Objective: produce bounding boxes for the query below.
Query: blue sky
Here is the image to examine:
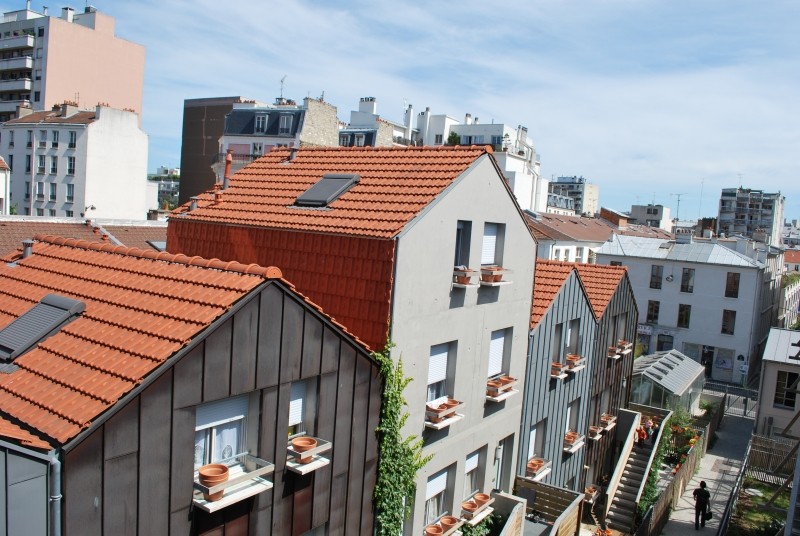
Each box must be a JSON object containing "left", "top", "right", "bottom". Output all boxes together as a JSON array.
[{"left": 10, "top": 1, "right": 798, "bottom": 221}]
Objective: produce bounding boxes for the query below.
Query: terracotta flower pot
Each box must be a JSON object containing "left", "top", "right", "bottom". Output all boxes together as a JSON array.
[
  {"left": 527, "top": 459, "right": 544, "bottom": 473},
  {"left": 462, "top": 499, "right": 478, "bottom": 513},
  {"left": 424, "top": 524, "right": 443, "bottom": 536},
  {"left": 492, "top": 273, "right": 503, "bottom": 282},
  {"left": 455, "top": 275, "right": 471, "bottom": 284},
  {"left": 198, "top": 463, "right": 229, "bottom": 501},
  {"left": 473, "top": 492, "right": 490, "bottom": 506},
  {"left": 499, "top": 375, "right": 515, "bottom": 385},
  {"left": 439, "top": 515, "right": 459, "bottom": 531},
  {"left": 444, "top": 398, "right": 459, "bottom": 409},
  {"left": 291, "top": 436, "right": 318, "bottom": 463}
]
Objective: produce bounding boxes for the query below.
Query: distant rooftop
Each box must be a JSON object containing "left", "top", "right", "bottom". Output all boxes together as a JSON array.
[{"left": 598, "top": 234, "right": 763, "bottom": 268}]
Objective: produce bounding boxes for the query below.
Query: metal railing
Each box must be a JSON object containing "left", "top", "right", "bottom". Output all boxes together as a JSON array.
[{"left": 716, "top": 438, "right": 752, "bottom": 535}]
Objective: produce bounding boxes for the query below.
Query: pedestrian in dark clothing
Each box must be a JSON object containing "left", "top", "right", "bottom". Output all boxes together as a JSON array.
[{"left": 693, "top": 481, "right": 711, "bottom": 529}]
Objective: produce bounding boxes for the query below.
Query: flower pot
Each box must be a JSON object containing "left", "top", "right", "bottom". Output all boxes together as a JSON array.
[
  {"left": 589, "top": 426, "right": 603, "bottom": 437},
  {"left": 198, "top": 463, "right": 229, "bottom": 501},
  {"left": 551, "top": 363, "right": 563, "bottom": 376},
  {"left": 462, "top": 500, "right": 478, "bottom": 513},
  {"left": 455, "top": 275, "right": 471, "bottom": 284},
  {"left": 481, "top": 272, "right": 494, "bottom": 282},
  {"left": 527, "top": 459, "right": 544, "bottom": 474},
  {"left": 492, "top": 273, "right": 503, "bottom": 282},
  {"left": 499, "top": 375, "right": 515, "bottom": 385},
  {"left": 424, "top": 524, "right": 443, "bottom": 536},
  {"left": 444, "top": 398, "right": 460, "bottom": 409},
  {"left": 439, "top": 515, "right": 459, "bottom": 531},
  {"left": 291, "top": 436, "right": 318, "bottom": 463},
  {"left": 473, "top": 492, "right": 490, "bottom": 506}
]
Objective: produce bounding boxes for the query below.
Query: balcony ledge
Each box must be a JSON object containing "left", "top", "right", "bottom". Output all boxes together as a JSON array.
[{"left": 193, "top": 454, "right": 274, "bottom": 513}]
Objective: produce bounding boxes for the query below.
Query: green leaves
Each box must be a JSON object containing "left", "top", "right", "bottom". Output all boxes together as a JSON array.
[{"left": 373, "top": 342, "right": 433, "bottom": 536}]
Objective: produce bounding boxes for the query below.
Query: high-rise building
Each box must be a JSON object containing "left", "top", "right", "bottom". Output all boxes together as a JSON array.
[
  {"left": 717, "top": 187, "right": 785, "bottom": 245},
  {"left": 549, "top": 176, "right": 599, "bottom": 216},
  {"left": 0, "top": 3, "right": 144, "bottom": 122}
]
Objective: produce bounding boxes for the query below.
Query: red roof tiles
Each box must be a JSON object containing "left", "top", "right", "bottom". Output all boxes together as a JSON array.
[
  {"left": 531, "top": 260, "right": 575, "bottom": 328},
  {"left": 0, "top": 235, "right": 281, "bottom": 449},
  {"left": 171, "top": 145, "right": 495, "bottom": 239},
  {"left": 785, "top": 249, "right": 800, "bottom": 264},
  {"left": 5, "top": 109, "right": 97, "bottom": 125},
  {"left": 574, "top": 263, "right": 629, "bottom": 320}
]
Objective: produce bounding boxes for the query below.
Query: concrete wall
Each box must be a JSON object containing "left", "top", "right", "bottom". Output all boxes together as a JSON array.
[
  {"left": 42, "top": 14, "right": 144, "bottom": 115},
  {"left": 390, "top": 155, "right": 536, "bottom": 534},
  {"left": 84, "top": 107, "right": 148, "bottom": 220}
]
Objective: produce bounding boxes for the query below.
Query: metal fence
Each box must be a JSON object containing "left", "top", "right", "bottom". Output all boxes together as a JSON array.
[
  {"left": 703, "top": 380, "right": 758, "bottom": 418},
  {"left": 745, "top": 434, "right": 797, "bottom": 485}
]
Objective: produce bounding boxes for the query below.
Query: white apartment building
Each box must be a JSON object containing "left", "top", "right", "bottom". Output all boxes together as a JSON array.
[
  {"left": 628, "top": 204, "right": 672, "bottom": 232},
  {"left": 717, "top": 187, "right": 785, "bottom": 246},
  {"left": 549, "top": 176, "right": 599, "bottom": 217},
  {"left": 597, "top": 234, "right": 775, "bottom": 384},
  {"left": 3, "top": 103, "right": 148, "bottom": 220},
  {"left": 339, "top": 96, "right": 420, "bottom": 147},
  {"left": 0, "top": 155, "right": 8, "bottom": 214},
  {"left": 0, "top": 3, "right": 144, "bottom": 122}
]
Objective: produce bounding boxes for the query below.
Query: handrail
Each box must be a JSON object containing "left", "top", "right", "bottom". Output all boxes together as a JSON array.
[
  {"left": 605, "top": 410, "right": 640, "bottom": 517},
  {"left": 634, "top": 409, "right": 672, "bottom": 504}
]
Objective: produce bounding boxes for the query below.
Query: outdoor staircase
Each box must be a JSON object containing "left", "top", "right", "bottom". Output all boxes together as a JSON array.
[{"left": 606, "top": 439, "right": 656, "bottom": 533}]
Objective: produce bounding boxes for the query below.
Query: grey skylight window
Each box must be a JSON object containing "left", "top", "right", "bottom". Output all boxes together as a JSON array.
[
  {"left": 0, "top": 294, "right": 85, "bottom": 363},
  {"left": 295, "top": 174, "right": 360, "bottom": 208}
]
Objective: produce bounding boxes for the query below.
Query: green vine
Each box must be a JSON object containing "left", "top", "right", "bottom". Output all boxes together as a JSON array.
[
  {"left": 460, "top": 512, "right": 501, "bottom": 536},
  {"left": 373, "top": 342, "right": 432, "bottom": 536}
]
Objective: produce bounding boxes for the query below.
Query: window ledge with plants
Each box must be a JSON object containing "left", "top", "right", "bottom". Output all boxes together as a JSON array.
[
  {"left": 461, "top": 493, "right": 494, "bottom": 526},
  {"left": 452, "top": 267, "right": 479, "bottom": 288},
  {"left": 285, "top": 436, "right": 332, "bottom": 475},
  {"left": 617, "top": 339, "right": 633, "bottom": 355},
  {"left": 485, "top": 375, "right": 518, "bottom": 402},
  {"left": 425, "top": 397, "right": 464, "bottom": 430},
  {"left": 550, "top": 362, "right": 568, "bottom": 380},
  {"left": 564, "top": 354, "right": 586, "bottom": 373},
  {"left": 600, "top": 413, "right": 617, "bottom": 431},
  {"left": 424, "top": 514, "right": 463, "bottom": 536},
  {"left": 525, "top": 457, "right": 552, "bottom": 481},
  {"left": 193, "top": 453, "right": 275, "bottom": 513},
  {"left": 479, "top": 266, "right": 512, "bottom": 287},
  {"left": 563, "top": 431, "right": 585, "bottom": 453},
  {"left": 607, "top": 346, "right": 621, "bottom": 360}
]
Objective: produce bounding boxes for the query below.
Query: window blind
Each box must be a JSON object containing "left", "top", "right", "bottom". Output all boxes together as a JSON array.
[
  {"left": 428, "top": 343, "right": 449, "bottom": 385},
  {"left": 426, "top": 469, "right": 448, "bottom": 500},
  {"left": 481, "top": 223, "right": 498, "bottom": 264},
  {"left": 528, "top": 427, "right": 537, "bottom": 459},
  {"left": 465, "top": 451, "right": 479, "bottom": 473},
  {"left": 196, "top": 395, "right": 248, "bottom": 430},
  {"left": 487, "top": 330, "right": 505, "bottom": 377},
  {"left": 289, "top": 382, "right": 306, "bottom": 426}
]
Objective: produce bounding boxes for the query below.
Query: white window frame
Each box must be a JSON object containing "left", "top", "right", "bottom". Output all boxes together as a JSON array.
[
  {"left": 354, "top": 133, "right": 365, "bottom": 147},
  {"left": 481, "top": 223, "right": 498, "bottom": 265},
  {"left": 289, "top": 381, "right": 306, "bottom": 436},
  {"left": 428, "top": 343, "right": 449, "bottom": 402},
  {"left": 425, "top": 469, "right": 448, "bottom": 524},
  {"left": 487, "top": 329, "right": 505, "bottom": 377},
  {"left": 194, "top": 395, "right": 249, "bottom": 469},
  {"left": 254, "top": 114, "right": 266, "bottom": 133},
  {"left": 279, "top": 115, "right": 292, "bottom": 134},
  {"left": 464, "top": 450, "right": 480, "bottom": 497},
  {"left": 65, "top": 183, "right": 74, "bottom": 202}
]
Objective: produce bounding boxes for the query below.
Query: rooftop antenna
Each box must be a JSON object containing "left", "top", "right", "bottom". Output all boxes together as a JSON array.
[
  {"left": 671, "top": 192, "right": 688, "bottom": 221},
  {"left": 738, "top": 173, "right": 743, "bottom": 188},
  {"left": 280, "top": 75, "right": 286, "bottom": 99}
]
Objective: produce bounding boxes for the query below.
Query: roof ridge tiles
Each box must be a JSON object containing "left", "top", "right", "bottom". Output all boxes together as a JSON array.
[{"left": 34, "top": 235, "right": 283, "bottom": 278}]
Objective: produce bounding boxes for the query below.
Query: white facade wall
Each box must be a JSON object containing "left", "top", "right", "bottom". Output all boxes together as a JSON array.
[
  {"left": 84, "top": 107, "right": 148, "bottom": 219},
  {"left": 0, "top": 166, "right": 9, "bottom": 215},
  {"left": 601, "top": 253, "right": 761, "bottom": 384},
  {"left": 389, "top": 155, "right": 535, "bottom": 534}
]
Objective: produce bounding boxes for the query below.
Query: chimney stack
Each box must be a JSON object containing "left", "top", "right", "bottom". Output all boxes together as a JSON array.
[
  {"left": 189, "top": 197, "right": 198, "bottom": 211},
  {"left": 62, "top": 6, "right": 74, "bottom": 22},
  {"left": 22, "top": 239, "right": 33, "bottom": 259},
  {"left": 223, "top": 148, "right": 232, "bottom": 182}
]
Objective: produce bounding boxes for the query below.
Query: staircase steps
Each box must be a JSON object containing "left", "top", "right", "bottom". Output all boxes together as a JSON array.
[{"left": 606, "top": 442, "right": 657, "bottom": 533}]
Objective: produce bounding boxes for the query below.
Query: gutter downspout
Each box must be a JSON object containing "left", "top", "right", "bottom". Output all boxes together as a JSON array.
[{"left": 50, "top": 454, "right": 62, "bottom": 536}]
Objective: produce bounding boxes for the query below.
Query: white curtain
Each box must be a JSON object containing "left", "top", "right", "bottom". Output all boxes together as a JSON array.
[{"left": 212, "top": 420, "right": 241, "bottom": 462}]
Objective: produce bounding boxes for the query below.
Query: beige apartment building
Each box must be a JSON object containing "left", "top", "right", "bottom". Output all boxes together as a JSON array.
[{"left": 0, "top": 2, "right": 144, "bottom": 122}]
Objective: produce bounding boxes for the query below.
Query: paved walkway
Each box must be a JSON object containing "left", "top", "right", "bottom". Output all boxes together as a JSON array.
[{"left": 659, "top": 414, "right": 754, "bottom": 535}]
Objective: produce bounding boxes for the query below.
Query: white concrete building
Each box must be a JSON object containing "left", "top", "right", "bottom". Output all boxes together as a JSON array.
[
  {"left": 597, "top": 234, "right": 775, "bottom": 384},
  {"left": 0, "top": 3, "right": 144, "bottom": 122},
  {"left": 755, "top": 328, "right": 800, "bottom": 437},
  {"left": 628, "top": 204, "right": 672, "bottom": 232},
  {"left": 2, "top": 103, "right": 148, "bottom": 219},
  {"left": 0, "top": 156, "right": 9, "bottom": 214},
  {"left": 549, "top": 176, "right": 599, "bottom": 217},
  {"left": 338, "top": 96, "right": 420, "bottom": 147},
  {"left": 717, "top": 187, "right": 785, "bottom": 246}
]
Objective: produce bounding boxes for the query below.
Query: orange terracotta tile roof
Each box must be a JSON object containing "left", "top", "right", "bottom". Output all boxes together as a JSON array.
[
  {"left": 785, "top": 249, "right": 800, "bottom": 264},
  {"left": 171, "top": 145, "right": 497, "bottom": 239},
  {"left": 0, "top": 156, "right": 8, "bottom": 171},
  {"left": 575, "top": 263, "right": 629, "bottom": 320},
  {"left": 531, "top": 260, "right": 576, "bottom": 328},
  {"left": 0, "top": 235, "right": 285, "bottom": 449},
  {"left": 0, "top": 218, "right": 167, "bottom": 259}
]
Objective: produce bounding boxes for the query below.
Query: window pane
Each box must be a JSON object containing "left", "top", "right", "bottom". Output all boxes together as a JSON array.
[
  {"left": 195, "top": 429, "right": 209, "bottom": 469},
  {"left": 650, "top": 265, "right": 663, "bottom": 289},
  {"left": 481, "top": 223, "right": 498, "bottom": 264},
  {"left": 726, "top": 272, "right": 740, "bottom": 298},
  {"left": 681, "top": 268, "right": 695, "bottom": 293},
  {"left": 212, "top": 420, "right": 242, "bottom": 462}
]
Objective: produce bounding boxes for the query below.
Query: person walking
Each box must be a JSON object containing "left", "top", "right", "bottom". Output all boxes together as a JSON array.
[
  {"left": 693, "top": 481, "right": 711, "bottom": 529},
  {"left": 636, "top": 425, "right": 647, "bottom": 448}
]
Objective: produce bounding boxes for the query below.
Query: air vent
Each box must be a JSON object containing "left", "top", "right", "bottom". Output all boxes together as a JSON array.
[
  {"left": 0, "top": 294, "right": 85, "bottom": 363},
  {"left": 295, "top": 173, "right": 360, "bottom": 207}
]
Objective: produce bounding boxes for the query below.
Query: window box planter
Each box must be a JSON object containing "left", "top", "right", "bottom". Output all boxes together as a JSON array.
[
  {"left": 285, "top": 436, "right": 332, "bottom": 474},
  {"left": 193, "top": 454, "right": 275, "bottom": 513},
  {"left": 461, "top": 496, "right": 495, "bottom": 523},
  {"left": 453, "top": 268, "right": 478, "bottom": 287},
  {"left": 608, "top": 346, "right": 621, "bottom": 359},
  {"left": 565, "top": 354, "right": 586, "bottom": 372},
  {"left": 429, "top": 515, "right": 463, "bottom": 536},
  {"left": 563, "top": 431, "right": 585, "bottom": 452},
  {"left": 425, "top": 398, "right": 464, "bottom": 429},
  {"left": 588, "top": 426, "right": 604, "bottom": 440},
  {"left": 600, "top": 413, "right": 616, "bottom": 426},
  {"left": 486, "top": 375, "right": 518, "bottom": 401},
  {"left": 617, "top": 339, "right": 633, "bottom": 354},
  {"left": 525, "top": 457, "right": 552, "bottom": 481},
  {"left": 550, "top": 362, "right": 567, "bottom": 379},
  {"left": 479, "top": 266, "right": 512, "bottom": 286}
]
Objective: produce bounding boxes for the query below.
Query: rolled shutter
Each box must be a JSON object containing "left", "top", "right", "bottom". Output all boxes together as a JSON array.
[
  {"left": 426, "top": 469, "right": 448, "bottom": 500},
  {"left": 428, "top": 344, "right": 448, "bottom": 385},
  {"left": 465, "top": 452, "right": 479, "bottom": 473},
  {"left": 289, "top": 382, "right": 305, "bottom": 426},
  {"left": 481, "top": 223, "right": 498, "bottom": 265},
  {"left": 528, "top": 427, "right": 537, "bottom": 459},
  {"left": 487, "top": 330, "right": 505, "bottom": 377},
  {"left": 196, "top": 395, "right": 248, "bottom": 430}
]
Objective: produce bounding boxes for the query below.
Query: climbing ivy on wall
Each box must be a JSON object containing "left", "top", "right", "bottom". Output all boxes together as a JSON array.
[{"left": 373, "top": 342, "right": 432, "bottom": 536}]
